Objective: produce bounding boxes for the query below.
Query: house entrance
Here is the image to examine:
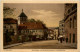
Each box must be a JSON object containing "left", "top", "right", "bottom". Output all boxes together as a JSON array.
[{"left": 73, "top": 34, "right": 75, "bottom": 43}]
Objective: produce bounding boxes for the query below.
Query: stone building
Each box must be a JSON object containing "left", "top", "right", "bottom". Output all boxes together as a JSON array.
[
  {"left": 18, "top": 24, "right": 27, "bottom": 42},
  {"left": 3, "top": 18, "right": 18, "bottom": 45},
  {"left": 59, "top": 19, "right": 65, "bottom": 39},
  {"left": 47, "top": 29, "right": 54, "bottom": 40},
  {"left": 64, "top": 4, "right": 77, "bottom": 43},
  {"left": 18, "top": 9, "right": 48, "bottom": 42},
  {"left": 18, "top": 22, "right": 48, "bottom": 41},
  {"left": 53, "top": 27, "right": 59, "bottom": 40}
]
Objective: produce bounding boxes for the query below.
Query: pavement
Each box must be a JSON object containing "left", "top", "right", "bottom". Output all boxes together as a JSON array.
[
  {"left": 4, "top": 40, "right": 77, "bottom": 49},
  {"left": 58, "top": 41, "right": 77, "bottom": 48},
  {"left": 4, "top": 43, "right": 23, "bottom": 49}
]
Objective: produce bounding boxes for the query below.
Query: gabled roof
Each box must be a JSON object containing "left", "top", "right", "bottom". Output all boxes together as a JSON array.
[
  {"left": 19, "top": 12, "right": 27, "bottom": 17},
  {"left": 18, "top": 22, "right": 47, "bottom": 30},
  {"left": 18, "top": 25, "right": 27, "bottom": 30},
  {"left": 19, "top": 9, "right": 27, "bottom": 17},
  {"left": 48, "top": 29, "right": 54, "bottom": 32},
  {"left": 4, "top": 18, "right": 17, "bottom": 24}
]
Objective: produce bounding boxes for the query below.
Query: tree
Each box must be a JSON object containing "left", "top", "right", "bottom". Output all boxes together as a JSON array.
[
  {"left": 36, "top": 19, "right": 43, "bottom": 23},
  {"left": 37, "top": 19, "right": 46, "bottom": 28},
  {"left": 5, "top": 29, "right": 12, "bottom": 42},
  {"left": 3, "top": 7, "right": 15, "bottom": 18},
  {"left": 28, "top": 18, "right": 36, "bottom": 22}
]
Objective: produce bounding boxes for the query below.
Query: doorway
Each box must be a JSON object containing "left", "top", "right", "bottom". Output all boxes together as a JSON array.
[{"left": 73, "top": 34, "right": 75, "bottom": 43}]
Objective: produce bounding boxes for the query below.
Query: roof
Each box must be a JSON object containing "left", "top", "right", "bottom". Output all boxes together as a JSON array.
[
  {"left": 19, "top": 9, "right": 27, "bottom": 17},
  {"left": 4, "top": 18, "right": 17, "bottom": 24},
  {"left": 18, "top": 22, "right": 47, "bottom": 30},
  {"left": 48, "top": 29, "right": 54, "bottom": 32},
  {"left": 54, "top": 27, "right": 59, "bottom": 29},
  {"left": 19, "top": 12, "right": 27, "bottom": 17},
  {"left": 18, "top": 25, "right": 27, "bottom": 30}
]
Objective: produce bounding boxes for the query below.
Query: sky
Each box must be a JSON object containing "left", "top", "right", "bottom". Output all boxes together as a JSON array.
[{"left": 4, "top": 3, "right": 65, "bottom": 27}]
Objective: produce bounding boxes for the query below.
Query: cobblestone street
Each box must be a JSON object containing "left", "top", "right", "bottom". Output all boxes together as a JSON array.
[{"left": 6, "top": 40, "right": 77, "bottom": 49}]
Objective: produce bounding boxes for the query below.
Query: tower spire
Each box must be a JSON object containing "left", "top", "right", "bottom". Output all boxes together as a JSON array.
[{"left": 22, "top": 9, "right": 23, "bottom": 12}]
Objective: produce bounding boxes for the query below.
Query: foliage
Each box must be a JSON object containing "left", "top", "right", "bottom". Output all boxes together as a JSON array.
[
  {"left": 28, "top": 18, "right": 42, "bottom": 22},
  {"left": 27, "top": 18, "right": 46, "bottom": 26},
  {"left": 3, "top": 7, "right": 15, "bottom": 18},
  {"left": 18, "top": 36, "right": 21, "bottom": 41},
  {"left": 28, "top": 18, "right": 36, "bottom": 22},
  {"left": 37, "top": 19, "right": 46, "bottom": 26},
  {"left": 28, "top": 19, "right": 47, "bottom": 28},
  {"left": 5, "top": 30, "right": 12, "bottom": 42},
  {"left": 25, "top": 36, "right": 29, "bottom": 41}
]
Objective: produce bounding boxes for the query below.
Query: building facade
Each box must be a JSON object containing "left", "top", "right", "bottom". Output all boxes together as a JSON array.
[
  {"left": 53, "top": 27, "right": 59, "bottom": 40},
  {"left": 18, "top": 24, "right": 27, "bottom": 42},
  {"left": 18, "top": 9, "right": 48, "bottom": 42},
  {"left": 59, "top": 19, "right": 65, "bottom": 38},
  {"left": 18, "top": 22, "right": 48, "bottom": 41},
  {"left": 3, "top": 18, "right": 18, "bottom": 45},
  {"left": 64, "top": 4, "right": 77, "bottom": 43},
  {"left": 47, "top": 29, "right": 54, "bottom": 40}
]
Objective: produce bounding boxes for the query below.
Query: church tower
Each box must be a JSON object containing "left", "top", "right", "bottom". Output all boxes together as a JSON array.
[{"left": 18, "top": 9, "right": 27, "bottom": 24}]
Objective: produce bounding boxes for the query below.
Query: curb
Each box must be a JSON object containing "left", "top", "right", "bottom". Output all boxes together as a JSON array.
[{"left": 4, "top": 43, "right": 23, "bottom": 49}]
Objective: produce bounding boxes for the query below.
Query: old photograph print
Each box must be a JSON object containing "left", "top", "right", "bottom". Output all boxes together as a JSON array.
[{"left": 3, "top": 3, "right": 77, "bottom": 49}]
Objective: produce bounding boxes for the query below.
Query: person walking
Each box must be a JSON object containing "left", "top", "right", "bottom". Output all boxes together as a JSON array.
[{"left": 60, "top": 38, "right": 63, "bottom": 43}]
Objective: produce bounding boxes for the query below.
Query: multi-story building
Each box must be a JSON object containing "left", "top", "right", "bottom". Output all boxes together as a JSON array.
[
  {"left": 18, "top": 22, "right": 48, "bottom": 41},
  {"left": 18, "top": 9, "right": 48, "bottom": 42},
  {"left": 59, "top": 19, "right": 65, "bottom": 39},
  {"left": 64, "top": 4, "right": 77, "bottom": 43},
  {"left": 47, "top": 29, "right": 54, "bottom": 40},
  {"left": 3, "top": 18, "right": 18, "bottom": 45},
  {"left": 53, "top": 27, "right": 59, "bottom": 40}
]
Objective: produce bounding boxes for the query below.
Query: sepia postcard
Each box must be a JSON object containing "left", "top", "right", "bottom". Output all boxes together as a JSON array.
[{"left": 0, "top": 0, "right": 80, "bottom": 52}]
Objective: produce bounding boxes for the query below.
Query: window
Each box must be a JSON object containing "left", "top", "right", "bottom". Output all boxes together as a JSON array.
[
  {"left": 21, "top": 17, "right": 23, "bottom": 21},
  {"left": 27, "top": 30, "right": 29, "bottom": 33},
  {"left": 29, "top": 31, "right": 31, "bottom": 33},
  {"left": 40, "top": 30, "right": 42, "bottom": 32},
  {"left": 62, "top": 28, "right": 63, "bottom": 31},
  {"left": 31, "top": 30, "right": 32, "bottom": 32},
  {"left": 73, "top": 34, "right": 75, "bottom": 43},
  {"left": 62, "top": 24, "right": 63, "bottom": 26},
  {"left": 70, "top": 18, "right": 72, "bottom": 28},
  {"left": 74, "top": 4, "right": 77, "bottom": 8},
  {"left": 74, "top": 16, "right": 76, "bottom": 20},
  {"left": 72, "top": 6, "right": 75, "bottom": 10},
  {"left": 72, "top": 4, "right": 77, "bottom": 10},
  {"left": 73, "top": 17, "right": 74, "bottom": 28},
  {"left": 73, "top": 16, "right": 77, "bottom": 28},
  {"left": 19, "top": 31, "right": 21, "bottom": 33},
  {"left": 69, "top": 33, "right": 71, "bottom": 43},
  {"left": 33, "top": 30, "right": 35, "bottom": 32},
  {"left": 21, "top": 30, "right": 24, "bottom": 33},
  {"left": 10, "top": 25, "right": 13, "bottom": 29},
  {"left": 4, "top": 26, "right": 6, "bottom": 28},
  {"left": 68, "top": 9, "right": 70, "bottom": 14},
  {"left": 22, "top": 17, "right": 24, "bottom": 21},
  {"left": 55, "top": 32, "right": 56, "bottom": 34},
  {"left": 12, "top": 29, "right": 14, "bottom": 32},
  {"left": 26, "top": 30, "right": 27, "bottom": 32}
]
